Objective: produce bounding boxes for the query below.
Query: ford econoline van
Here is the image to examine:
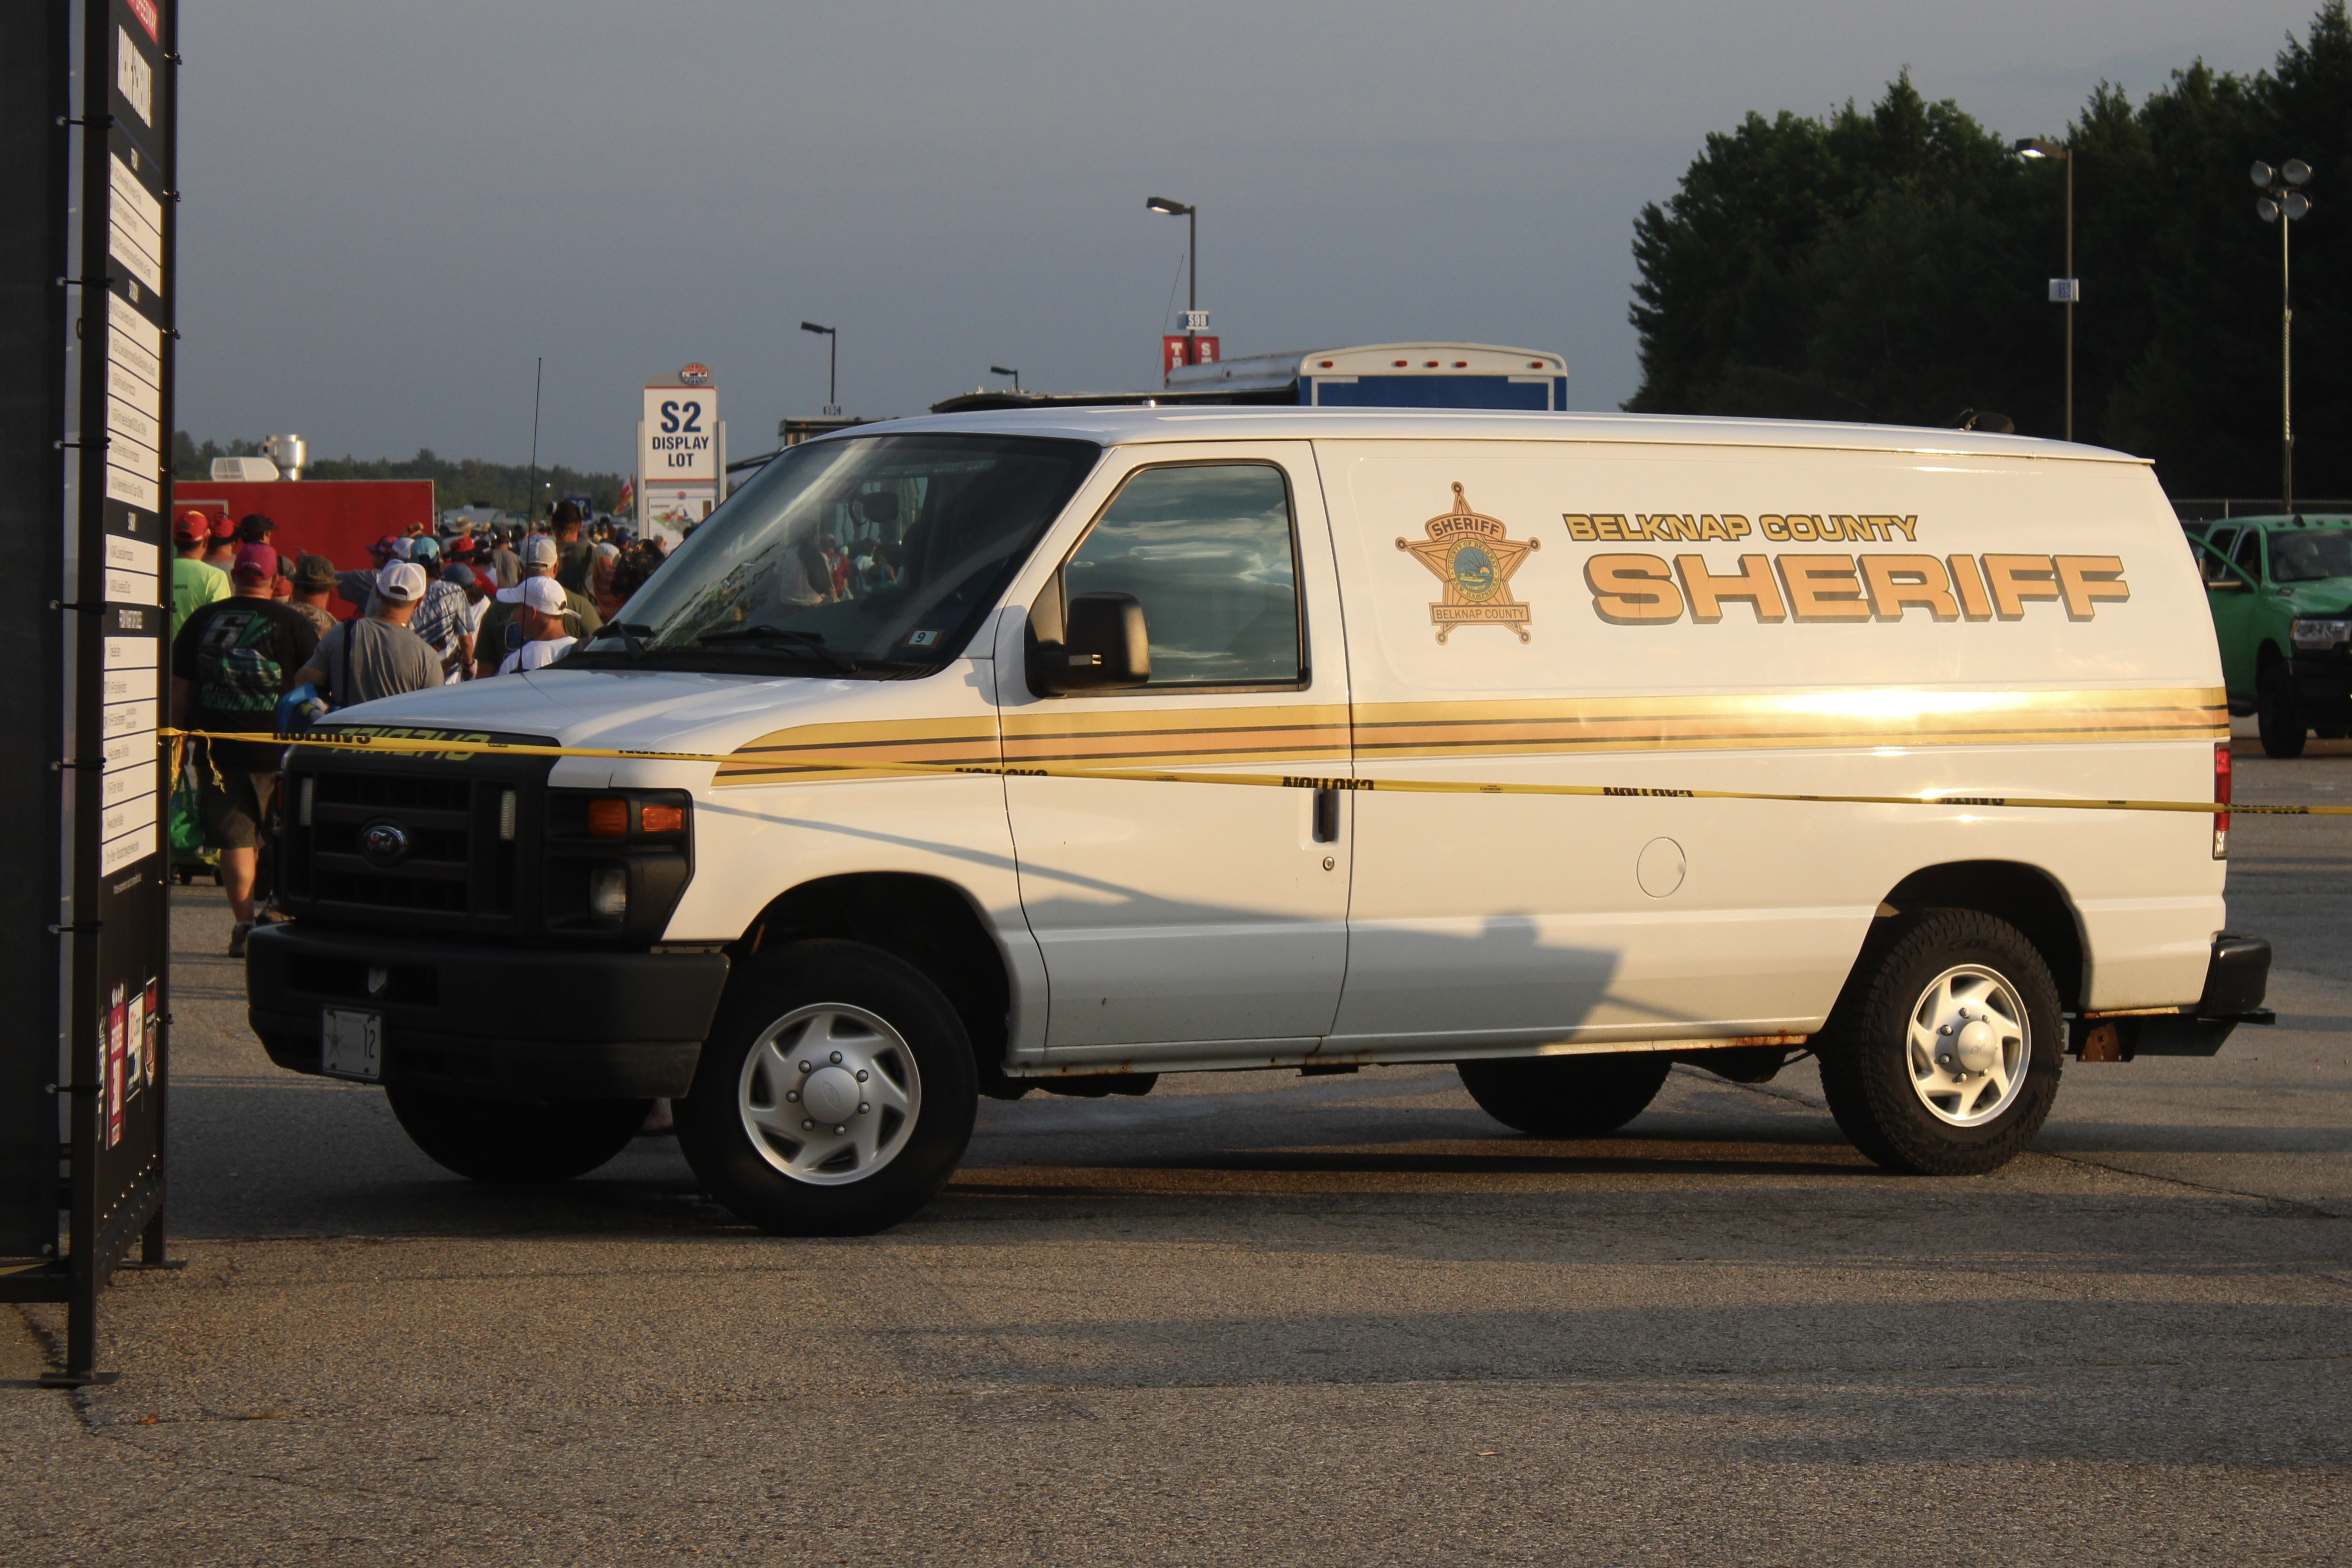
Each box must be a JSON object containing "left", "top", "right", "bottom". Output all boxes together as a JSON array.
[{"left": 246, "top": 409, "right": 2271, "bottom": 1234}]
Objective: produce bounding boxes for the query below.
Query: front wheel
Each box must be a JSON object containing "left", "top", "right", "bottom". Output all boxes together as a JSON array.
[
  {"left": 2258, "top": 676, "right": 2307, "bottom": 758},
  {"left": 1817, "top": 908, "right": 2062, "bottom": 1175},
  {"left": 384, "top": 1084, "right": 651, "bottom": 1183},
  {"left": 676, "top": 940, "right": 977, "bottom": 1236}
]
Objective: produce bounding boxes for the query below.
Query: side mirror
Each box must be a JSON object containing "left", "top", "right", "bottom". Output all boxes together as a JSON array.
[{"left": 1029, "top": 591, "right": 1149, "bottom": 694}]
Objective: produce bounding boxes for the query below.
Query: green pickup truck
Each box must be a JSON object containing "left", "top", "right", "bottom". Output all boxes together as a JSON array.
[{"left": 2189, "top": 514, "right": 2352, "bottom": 757}]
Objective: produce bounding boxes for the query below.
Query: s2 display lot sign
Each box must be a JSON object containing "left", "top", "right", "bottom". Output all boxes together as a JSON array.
[{"left": 641, "top": 386, "right": 718, "bottom": 483}]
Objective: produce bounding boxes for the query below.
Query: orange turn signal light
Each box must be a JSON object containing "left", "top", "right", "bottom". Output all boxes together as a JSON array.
[
  {"left": 640, "top": 804, "right": 686, "bottom": 835},
  {"left": 586, "top": 798, "right": 629, "bottom": 838}
]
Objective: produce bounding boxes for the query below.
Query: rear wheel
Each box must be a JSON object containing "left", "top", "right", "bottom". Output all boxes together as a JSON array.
[
  {"left": 384, "top": 1084, "right": 650, "bottom": 1183},
  {"left": 1456, "top": 1052, "right": 1672, "bottom": 1136},
  {"left": 1816, "top": 908, "right": 2062, "bottom": 1175},
  {"left": 676, "top": 940, "right": 977, "bottom": 1236}
]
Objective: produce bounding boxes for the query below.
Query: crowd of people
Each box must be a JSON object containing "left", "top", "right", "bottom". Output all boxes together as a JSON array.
[{"left": 168, "top": 499, "right": 670, "bottom": 954}]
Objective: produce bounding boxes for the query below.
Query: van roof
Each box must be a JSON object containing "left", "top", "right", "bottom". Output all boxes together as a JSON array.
[{"left": 832, "top": 406, "right": 2150, "bottom": 464}]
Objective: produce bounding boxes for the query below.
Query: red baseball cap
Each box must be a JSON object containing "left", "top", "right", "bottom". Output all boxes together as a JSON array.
[
  {"left": 372, "top": 533, "right": 403, "bottom": 559},
  {"left": 174, "top": 509, "right": 209, "bottom": 543},
  {"left": 209, "top": 513, "right": 238, "bottom": 540},
  {"left": 231, "top": 543, "right": 278, "bottom": 584}
]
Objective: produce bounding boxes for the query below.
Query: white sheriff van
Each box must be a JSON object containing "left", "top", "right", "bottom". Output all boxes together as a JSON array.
[{"left": 247, "top": 409, "right": 2271, "bottom": 1233}]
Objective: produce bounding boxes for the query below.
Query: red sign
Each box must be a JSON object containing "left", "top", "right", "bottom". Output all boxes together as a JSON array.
[
  {"left": 1160, "top": 334, "right": 1224, "bottom": 380},
  {"left": 126, "top": 0, "right": 160, "bottom": 41}
]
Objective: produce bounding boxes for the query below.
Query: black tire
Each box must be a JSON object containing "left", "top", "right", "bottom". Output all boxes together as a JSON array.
[
  {"left": 2248, "top": 658, "right": 2305, "bottom": 762},
  {"left": 1816, "top": 908, "right": 2062, "bottom": 1176},
  {"left": 676, "top": 940, "right": 977, "bottom": 1236},
  {"left": 2258, "top": 670, "right": 2307, "bottom": 758},
  {"left": 1456, "top": 1052, "right": 1672, "bottom": 1136},
  {"left": 384, "top": 1084, "right": 651, "bottom": 1183}
]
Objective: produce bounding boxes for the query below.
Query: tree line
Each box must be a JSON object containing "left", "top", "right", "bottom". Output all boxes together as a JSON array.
[
  {"left": 171, "top": 431, "right": 625, "bottom": 516},
  {"left": 1627, "top": 1, "right": 2351, "bottom": 501}
]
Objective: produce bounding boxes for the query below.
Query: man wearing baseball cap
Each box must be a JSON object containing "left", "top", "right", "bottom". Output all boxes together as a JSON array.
[
  {"left": 170, "top": 543, "right": 322, "bottom": 955},
  {"left": 285, "top": 554, "right": 342, "bottom": 638},
  {"left": 337, "top": 533, "right": 408, "bottom": 613},
  {"left": 172, "top": 509, "right": 229, "bottom": 636},
  {"left": 291, "top": 559, "right": 440, "bottom": 711},
  {"left": 473, "top": 533, "right": 602, "bottom": 678},
  {"left": 202, "top": 512, "right": 240, "bottom": 571},
  {"left": 490, "top": 575, "right": 579, "bottom": 674}
]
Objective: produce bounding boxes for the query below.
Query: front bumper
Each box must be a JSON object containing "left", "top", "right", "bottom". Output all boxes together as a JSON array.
[
  {"left": 247, "top": 922, "right": 730, "bottom": 1098},
  {"left": 2287, "top": 655, "right": 2352, "bottom": 720}
]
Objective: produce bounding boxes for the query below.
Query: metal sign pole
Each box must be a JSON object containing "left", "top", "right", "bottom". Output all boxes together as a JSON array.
[{"left": 0, "top": 0, "right": 181, "bottom": 1387}]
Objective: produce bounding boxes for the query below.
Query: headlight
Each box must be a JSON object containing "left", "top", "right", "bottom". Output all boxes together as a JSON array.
[
  {"left": 2291, "top": 617, "right": 2352, "bottom": 651},
  {"left": 544, "top": 788, "right": 694, "bottom": 938}
]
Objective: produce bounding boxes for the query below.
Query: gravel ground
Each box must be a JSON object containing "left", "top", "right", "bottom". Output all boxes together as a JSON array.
[{"left": 4, "top": 748, "right": 2346, "bottom": 1566}]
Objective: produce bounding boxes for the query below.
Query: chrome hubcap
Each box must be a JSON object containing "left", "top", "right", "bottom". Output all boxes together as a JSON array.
[
  {"left": 1906, "top": 965, "right": 2030, "bottom": 1127},
  {"left": 738, "top": 1003, "right": 920, "bottom": 1185}
]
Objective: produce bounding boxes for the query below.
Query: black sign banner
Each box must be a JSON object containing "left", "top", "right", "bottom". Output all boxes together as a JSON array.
[{"left": 0, "top": 0, "right": 180, "bottom": 1386}]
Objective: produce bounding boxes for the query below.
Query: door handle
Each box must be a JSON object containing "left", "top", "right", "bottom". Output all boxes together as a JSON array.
[{"left": 1312, "top": 786, "right": 1341, "bottom": 844}]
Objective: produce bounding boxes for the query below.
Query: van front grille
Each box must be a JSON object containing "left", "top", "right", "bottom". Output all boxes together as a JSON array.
[{"left": 277, "top": 742, "right": 553, "bottom": 935}]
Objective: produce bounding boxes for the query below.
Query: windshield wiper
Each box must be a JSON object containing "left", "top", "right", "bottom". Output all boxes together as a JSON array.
[
  {"left": 592, "top": 620, "right": 655, "bottom": 660},
  {"left": 693, "top": 624, "right": 859, "bottom": 673}
]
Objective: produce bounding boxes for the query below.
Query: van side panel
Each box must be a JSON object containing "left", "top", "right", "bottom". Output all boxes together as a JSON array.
[
  {"left": 644, "top": 656, "right": 1055, "bottom": 1066},
  {"left": 1315, "top": 438, "right": 2224, "bottom": 1052}
]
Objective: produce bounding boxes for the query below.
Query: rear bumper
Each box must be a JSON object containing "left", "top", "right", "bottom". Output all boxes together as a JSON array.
[
  {"left": 2072, "top": 933, "right": 2272, "bottom": 1060},
  {"left": 246, "top": 922, "right": 730, "bottom": 1098}
]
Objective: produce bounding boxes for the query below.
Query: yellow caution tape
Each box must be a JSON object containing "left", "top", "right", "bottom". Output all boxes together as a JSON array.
[{"left": 160, "top": 727, "right": 2337, "bottom": 817}]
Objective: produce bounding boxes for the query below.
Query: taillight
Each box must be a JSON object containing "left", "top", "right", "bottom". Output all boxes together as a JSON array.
[{"left": 2214, "top": 741, "right": 2231, "bottom": 860}]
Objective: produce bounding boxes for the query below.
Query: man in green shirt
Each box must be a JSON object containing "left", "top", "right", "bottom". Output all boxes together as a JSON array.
[
  {"left": 473, "top": 535, "right": 603, "bottom": 678},
  {"left": 171, "top": 509, "right": 229, "bottom": 637}
]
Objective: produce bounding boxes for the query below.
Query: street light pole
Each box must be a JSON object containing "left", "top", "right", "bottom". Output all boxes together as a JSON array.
[
  {"left": 2064, "top": 149, "right": 2073, "bottom": 443},
  {"left": 1146, "top": 195, "right": 1198, "bottom": 351},
  {"left": 2015, "top": 139, "right": 2075, "bottom": 441},
  {"left": 799, "top": 321, "right": 839, "bottom": 416},
  {"left": 2253, "top": 159, "right": 2314, "bottom": 510},
  {"left": 989, "top": 365, "right": 1021, "bottom": 393}
]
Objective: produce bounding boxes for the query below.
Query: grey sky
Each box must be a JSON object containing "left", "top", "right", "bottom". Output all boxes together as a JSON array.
[{"left": 179, "top": 1, "right": 2322, "bottom": 474}]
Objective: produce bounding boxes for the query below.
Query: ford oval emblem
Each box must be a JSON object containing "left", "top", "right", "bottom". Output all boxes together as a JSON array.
[{"left": 359, "top": 820, "right": 410, "bottom": 868}]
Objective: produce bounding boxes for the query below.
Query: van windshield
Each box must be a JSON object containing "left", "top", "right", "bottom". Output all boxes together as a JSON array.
[
  {"left": 574, "top": 433, "right": 1099, "bottom": 675},
  {"left": 2267, "top": 529, "right": 2352, "bottom": 584}
]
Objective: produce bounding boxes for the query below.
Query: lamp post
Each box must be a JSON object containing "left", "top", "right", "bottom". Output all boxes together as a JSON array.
[
  {"left": 2253, "top": 159, "right": 2315, "bottom": 510},
  {"left": 799, "top": 321, "right": 839, "bottom": 416},
  {"left": 990, "top": 365, "right": 1020, "bottom": 393},
  {"left": 2016, "top": 138, "right": 2076, "bottom": 441},
  {"left": 1146, "top": 195, "right": 1198, "bottom": 349}
]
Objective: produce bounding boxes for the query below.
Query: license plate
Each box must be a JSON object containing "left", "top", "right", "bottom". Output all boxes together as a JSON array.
[{"left": 320, "top": 1007, "right": 383, "bottom": 1080}]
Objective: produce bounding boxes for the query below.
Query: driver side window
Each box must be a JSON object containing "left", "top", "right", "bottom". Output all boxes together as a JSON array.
[
  {"left": 1060, "top": 463, "right": 1304, "bottom": 689},
  {"left": 2233, "top": 526, "right": 2265, "bottom": 584},
  {"left": 2201, "top": 528, "right": 2241, "bottom": 585}
]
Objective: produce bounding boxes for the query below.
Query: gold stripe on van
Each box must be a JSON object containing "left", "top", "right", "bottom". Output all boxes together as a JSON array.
[
  {"left": 1002, "top": 703, "right": 1352, "bottom": 769},
  {"left": 1352, "top": 687, "right": 2227, "bottom": 758},
  {"left": 715, "top": 715, "right": 1001, "bottom": 784},
  {"left": 714, "top": 688, "right": 2221, "bottom": 786}
]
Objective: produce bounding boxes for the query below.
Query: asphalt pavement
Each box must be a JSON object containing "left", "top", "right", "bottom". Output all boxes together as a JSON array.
[{"left": 5, "top": 745, "right": 2349, "bottom": 1566}]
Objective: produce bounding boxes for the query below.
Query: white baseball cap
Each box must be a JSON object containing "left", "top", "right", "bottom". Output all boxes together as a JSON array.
[
  {"left": 496, "top": 575, "right": 568, "bottom": 614},
  {"left": 521, "top": 535, "right": 560, "bottom": 569},
  {"left": 375, "top": 561, "right": 428, "bottom": 603}
]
